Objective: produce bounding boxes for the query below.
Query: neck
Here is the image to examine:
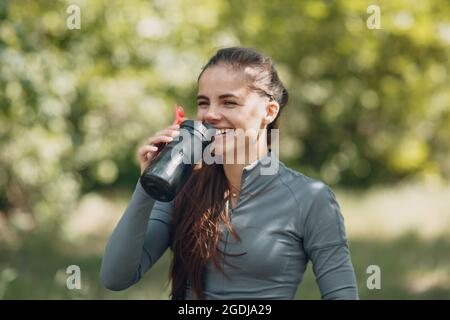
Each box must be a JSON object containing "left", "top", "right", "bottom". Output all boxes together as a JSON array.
[{"left": 222, "top": 136, "right": 268, "bottom": 192}]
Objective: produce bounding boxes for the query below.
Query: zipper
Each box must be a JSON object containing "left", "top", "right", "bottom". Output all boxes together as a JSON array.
[{"left": 221, "top": 199, "right": 231, "bottom": 290}]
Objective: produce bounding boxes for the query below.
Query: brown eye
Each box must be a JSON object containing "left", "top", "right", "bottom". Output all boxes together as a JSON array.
[{"left": 224, "top": 101, "right": 237, "bottom": 106}]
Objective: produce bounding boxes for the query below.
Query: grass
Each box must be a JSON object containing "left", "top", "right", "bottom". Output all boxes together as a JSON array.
[{"left": 1, "top": 181, "right": 449, "bottom": 299}]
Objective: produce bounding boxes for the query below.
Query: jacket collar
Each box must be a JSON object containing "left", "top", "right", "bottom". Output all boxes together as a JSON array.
[{"left": 240, "top": 149, "right": 281, "bottom": 195}]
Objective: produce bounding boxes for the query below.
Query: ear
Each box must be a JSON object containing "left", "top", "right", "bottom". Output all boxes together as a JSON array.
[{"left": 263, "top": 101, "right": 280, "bottom": 125}]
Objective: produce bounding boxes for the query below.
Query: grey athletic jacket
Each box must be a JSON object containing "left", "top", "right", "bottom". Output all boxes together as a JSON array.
[{"left": 100, "top": 152, "right": 359, "bottom": 299}]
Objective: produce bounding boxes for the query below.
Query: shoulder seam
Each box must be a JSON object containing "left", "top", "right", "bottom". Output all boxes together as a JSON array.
[
  {"left": 306, "top": 239, "right": 348, "bottom": 252},
  {"left": 277, "top": 167, "right": 302, "bottom": 236},
  {"left": 325, "top": 186, "right": 345, "bottom": 243}
]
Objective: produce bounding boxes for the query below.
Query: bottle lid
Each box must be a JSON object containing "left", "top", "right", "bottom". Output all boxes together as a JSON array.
[{"left": 179, "top": 120, "right": 215, "bottom": 142}]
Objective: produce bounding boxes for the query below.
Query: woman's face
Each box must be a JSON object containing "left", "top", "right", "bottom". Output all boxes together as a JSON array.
[{"left": 196, "top": 64, "right": 275, "bottom": 162}]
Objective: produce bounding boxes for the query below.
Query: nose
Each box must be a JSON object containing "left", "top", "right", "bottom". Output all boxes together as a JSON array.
[{"left": 203, "top": 105, "right": 222, "bottom": 124}]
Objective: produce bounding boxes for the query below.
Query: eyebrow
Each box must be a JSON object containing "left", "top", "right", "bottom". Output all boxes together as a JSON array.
[{"left": 196, "top": 93, "right": 240, "bottom": 101}]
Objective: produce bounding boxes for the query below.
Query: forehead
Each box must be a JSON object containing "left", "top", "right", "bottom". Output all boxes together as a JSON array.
[{"left": 198, "top": 65, "right": 250, "bottom": 97}]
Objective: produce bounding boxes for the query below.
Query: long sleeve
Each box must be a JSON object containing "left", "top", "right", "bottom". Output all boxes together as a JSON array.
[
  {"left": 99, "top": 178, "right": 174, "bottom": 291},
  {"left": 302, "top": 185, "right": 359, "bottom": 300}
]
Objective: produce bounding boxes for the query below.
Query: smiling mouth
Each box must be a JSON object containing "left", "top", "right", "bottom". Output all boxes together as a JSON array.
[{"left": 215, "top": 128, "right": 234, "bottom": 136}]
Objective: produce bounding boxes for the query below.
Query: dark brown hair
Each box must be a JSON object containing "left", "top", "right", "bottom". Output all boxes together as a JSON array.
[{"left": 167, "top": 47, "right": 289, "bottom": 299}]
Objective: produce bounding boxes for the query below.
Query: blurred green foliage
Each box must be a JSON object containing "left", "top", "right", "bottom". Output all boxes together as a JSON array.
[
  {"left": 1, "top": 0, "right": 449, "bottom": 221},
  {"left": 0, "top": 1, "right": 450, "bottom": 300},
  {"left": 1, "top": 229, "right": 449, "bottom": 299}
]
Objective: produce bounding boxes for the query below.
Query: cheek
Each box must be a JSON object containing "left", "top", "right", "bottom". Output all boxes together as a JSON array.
[
  {"left": 241, "top": 105, "right": 265, "bottom": 129},
  {"left": 196, "top": 109, "right": 205, "bottom": 120}
]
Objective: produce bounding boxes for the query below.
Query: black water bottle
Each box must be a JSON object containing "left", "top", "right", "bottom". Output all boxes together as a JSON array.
[{"left": 140, "top": 120, "right": 215, "bottom": 202}]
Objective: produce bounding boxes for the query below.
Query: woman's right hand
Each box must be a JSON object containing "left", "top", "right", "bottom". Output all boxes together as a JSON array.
[{"left": 137, "top": 124, "right": 180, "bottom": 175}]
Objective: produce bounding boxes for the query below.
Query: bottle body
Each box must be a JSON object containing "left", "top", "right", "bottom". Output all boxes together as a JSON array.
[{"left": 140, "top": 120, "right": 214, "bottom": 201}]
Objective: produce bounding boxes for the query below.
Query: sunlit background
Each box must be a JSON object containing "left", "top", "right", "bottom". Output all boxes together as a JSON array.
[{"left": 0, "top": 0, "right": 449, "bottom": 299}]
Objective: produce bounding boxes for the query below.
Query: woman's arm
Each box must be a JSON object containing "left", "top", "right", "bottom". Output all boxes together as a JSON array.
[
  {"left": 302, "top": 185, "right": 359, "bottom": 300},
  {"left": 99, "top": 178, "right": 174, "bottom": 291}
]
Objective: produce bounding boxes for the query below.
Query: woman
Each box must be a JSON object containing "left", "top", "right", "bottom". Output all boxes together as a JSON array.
[{"left": 100, "top": 47, "right": 359, "bottom": 300}]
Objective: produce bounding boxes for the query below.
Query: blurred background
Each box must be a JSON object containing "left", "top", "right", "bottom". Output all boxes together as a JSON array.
[{"left": 0, "top": 0, "right": 449, "bottom": 299}]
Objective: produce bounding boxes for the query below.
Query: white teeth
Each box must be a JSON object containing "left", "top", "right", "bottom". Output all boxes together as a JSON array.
[{"left": 216, "top": 128, "right": 232, "bottom": 135}]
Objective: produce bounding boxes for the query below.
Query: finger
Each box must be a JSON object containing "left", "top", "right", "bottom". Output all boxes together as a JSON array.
[
  {"left": 146, "top": 151, "right": 155, "bottom": 160},
  {"left": 154, "top": 129, "right": 180, "bottom": 138},
  {"left": 166, "top": 129, "right": 180, "bottom": 137},
  {"left": 168, "top": 124, "right": 180, "bottom": 130},
  {"left": 138, "top": 145, "right": 158, "bottom": 157},
  {"left": 148, "top": 135, "right": 174, "bottom": 145}
]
